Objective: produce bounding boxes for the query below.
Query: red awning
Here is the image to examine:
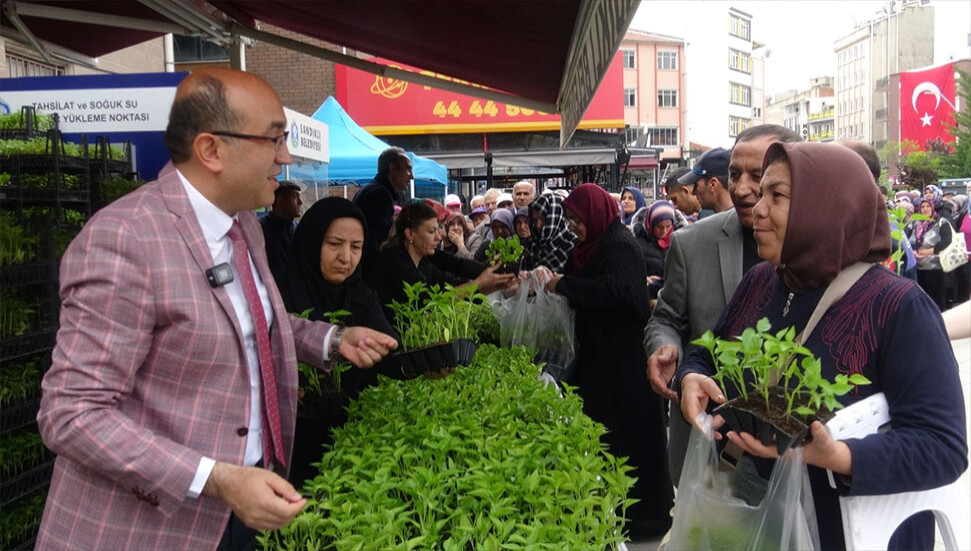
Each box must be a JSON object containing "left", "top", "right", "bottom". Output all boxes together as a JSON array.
[
  {"left": 3, "top": 0, "right": 638, "bottom": 145},
  {"left": 626, "top": 157, "right": 659, "bottom": 170}
]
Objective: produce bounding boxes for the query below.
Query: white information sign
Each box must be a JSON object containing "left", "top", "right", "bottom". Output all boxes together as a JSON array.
[
  {"left": 0, "top": 87, "right": 177, "bottom": 133},
  {"left": 284, "top": 106, "right": 329, "bottom": 163}
]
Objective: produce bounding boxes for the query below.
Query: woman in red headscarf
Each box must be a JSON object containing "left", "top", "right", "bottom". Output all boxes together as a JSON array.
[{"left": 545, "top": 183, "right": 674, "bottom": 539}]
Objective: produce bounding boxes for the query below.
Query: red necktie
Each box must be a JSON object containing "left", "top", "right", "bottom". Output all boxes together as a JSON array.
[{"left": 227, "top": 221, "right": 286, "bottom": 469}]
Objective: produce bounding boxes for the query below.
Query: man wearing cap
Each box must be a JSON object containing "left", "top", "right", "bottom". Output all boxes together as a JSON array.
[
  {"left": 513, "top": 180, "right": 535, "bottom": 209},
  {"left": 444, "top": 194, "right": 464, "bottom": 218},
  {"left": 497, "top": 192, "right": 515, "bottom": 212},
  {"left": 260, "top": 181, "right": 303, "bottom": 291},
  {"left": 679, "top": 147, "right": 733, "bottom": 213}
]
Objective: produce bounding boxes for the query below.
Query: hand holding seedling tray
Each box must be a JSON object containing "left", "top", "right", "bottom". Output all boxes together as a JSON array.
[
  {"left": 483, "top": 235, "right": 524, "bottom": 274},
  {"left": 693, "top": 317, "right": 871, "bottom": 454}
]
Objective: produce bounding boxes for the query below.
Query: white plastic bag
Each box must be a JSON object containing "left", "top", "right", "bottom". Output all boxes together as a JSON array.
[
  {"left": 499, "top": 270, "right": 576, "bottom": 382},
  {"left": 667, "top": 414, "right": 819, "bottom": 551}
]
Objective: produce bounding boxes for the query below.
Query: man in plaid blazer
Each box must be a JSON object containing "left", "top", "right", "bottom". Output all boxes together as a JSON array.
[{"left": 35, "top": 69, "right": 397, "bottom": 550}]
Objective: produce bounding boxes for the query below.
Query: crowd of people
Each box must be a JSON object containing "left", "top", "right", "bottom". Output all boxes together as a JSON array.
[{"left": 33, "top": 67, "right": 968, "bottom": 551}]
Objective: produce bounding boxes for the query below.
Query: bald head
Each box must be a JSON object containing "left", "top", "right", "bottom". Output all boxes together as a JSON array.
[{"left": 164, "top": 68, "right": 281, "bottom": 164}]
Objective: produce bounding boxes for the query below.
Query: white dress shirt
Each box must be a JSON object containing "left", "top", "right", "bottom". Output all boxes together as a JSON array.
[{"left": 179, "top": 170, "right": 274, "bottom": 497}]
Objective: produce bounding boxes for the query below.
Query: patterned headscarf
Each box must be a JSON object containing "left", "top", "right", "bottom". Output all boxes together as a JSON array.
[
  {"left": 923, "top": 184, "right": 943, "bottom": 207},
  {"left": 912, "top": 198, "right": 937, "bottom": 249},
  {"left": 528, "top": 193, "right": 576, "bottom": 273},
  {"left": 646, "top": 200, "right": 677, "bottom": 249},
  {"left": 562, "top": 183, "right": 621, "bottom": 274}
]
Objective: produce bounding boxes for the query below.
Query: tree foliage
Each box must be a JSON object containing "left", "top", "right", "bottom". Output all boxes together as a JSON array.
[{"left": 936, "top": 68, "right": 971, "bottom": 179}]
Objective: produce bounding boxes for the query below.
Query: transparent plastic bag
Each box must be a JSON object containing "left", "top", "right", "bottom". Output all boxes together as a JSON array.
[
  {"left": 499, "top": 270, "right": 576, "bottom": 382},
  {"left": 667, "top": 414, "right": 819, "bottom": 551}
]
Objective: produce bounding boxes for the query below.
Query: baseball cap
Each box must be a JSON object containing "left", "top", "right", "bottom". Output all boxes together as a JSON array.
[
  {"left": 470, "top": 206, "right": 488, "bottom": 215},
  {"left": 497, "top": 192, "right": 514, "bottom": 206},
  {"left": 444, "top": 194, "right": 462, "bottom": 207},
  {"left": 678, "top": 147, "right": 731, "bottom": 187}
]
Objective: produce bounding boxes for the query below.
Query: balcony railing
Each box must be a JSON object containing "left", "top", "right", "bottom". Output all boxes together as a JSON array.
[
  {"left": 808, "top": 130, "right": 835, "bottom": 141},
  {"left": 808, "top": 109, "right": 834, "bottom": 121}
]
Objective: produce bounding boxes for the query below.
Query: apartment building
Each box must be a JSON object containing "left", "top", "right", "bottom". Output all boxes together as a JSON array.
[
  {"left": 833, "top": 0, "right": 934, "bottom": 148},
  {"left": 619, "top": 29, "right": 687, "bottom": 164},
  {"left": 765, "top": 76, "right": 835, "bottom": 142},
  {"left": 680, "top": 7, "right": 761, "bottom": 151}
]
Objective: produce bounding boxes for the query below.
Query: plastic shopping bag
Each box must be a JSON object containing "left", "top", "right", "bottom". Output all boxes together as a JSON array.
[
  {"left": 499, "top": 270, "right": 576, "bottom": 382},
  {"left": 667, "top": 414, "right": 819, "bottom": 551}
]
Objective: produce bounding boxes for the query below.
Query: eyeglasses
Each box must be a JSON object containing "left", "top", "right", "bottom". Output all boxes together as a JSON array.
[{"left": 210, "top": 130, "right": 289, "bottom": 149}]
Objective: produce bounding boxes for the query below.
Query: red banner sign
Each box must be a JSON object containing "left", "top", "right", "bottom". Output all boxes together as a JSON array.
[
  {"left": 335, "top": 54, "right": 623, "bottom": 135},
  {"left": 900, "top": 63, "right": 956, "bottom": 148}
]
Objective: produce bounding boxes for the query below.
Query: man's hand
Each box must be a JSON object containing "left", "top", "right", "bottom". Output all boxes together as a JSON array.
[
  {"left": 340, "top": 327, "right": 398, "bottom": 368},
  {"left": 680, "top": 373, "right": 725, "bottom": 437},
  {"left": 203, "top": 462, "right": 306, "bottom": 531},
  {"left": 647, "top": 344, "right": 680, "bottom": 401}
]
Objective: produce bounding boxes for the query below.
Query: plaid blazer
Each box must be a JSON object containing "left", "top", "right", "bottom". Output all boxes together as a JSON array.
[{"left": 36, "top": 163, "right": 331, "bottom": 550}]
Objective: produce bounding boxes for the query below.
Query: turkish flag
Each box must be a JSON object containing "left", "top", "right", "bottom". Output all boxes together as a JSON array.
[{"left": 900, "top": 63, "right": 956, "bottom": 148}]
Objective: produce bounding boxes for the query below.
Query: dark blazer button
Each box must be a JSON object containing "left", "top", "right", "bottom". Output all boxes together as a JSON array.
[{"left": 237, "top": 427, "right": 248, "bottom": 436}]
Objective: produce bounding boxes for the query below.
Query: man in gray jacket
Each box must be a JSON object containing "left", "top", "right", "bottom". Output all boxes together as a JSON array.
[{"left": 643, "top": 124, "right": 801, "bottom": 485}]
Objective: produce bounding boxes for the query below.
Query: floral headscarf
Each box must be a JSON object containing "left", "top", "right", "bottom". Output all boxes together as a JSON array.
[{"left": 923, "top": 185, "right": 942, "bottom": 207}]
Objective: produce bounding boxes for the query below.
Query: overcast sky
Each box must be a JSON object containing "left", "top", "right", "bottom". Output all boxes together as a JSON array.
[{"left": 631, "top": 0, "right": 971, "bottom": 97}]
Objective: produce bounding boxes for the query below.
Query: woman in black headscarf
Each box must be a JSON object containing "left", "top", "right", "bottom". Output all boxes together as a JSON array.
[
  {"left": 676, "top": 142, "right": 966, "bottom": 550},
  {"left": 283, "top": 197, "right": 399, "bottom": 486}
]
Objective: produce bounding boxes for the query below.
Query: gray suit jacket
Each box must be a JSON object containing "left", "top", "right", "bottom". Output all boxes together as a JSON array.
[{"left": 643, "top": 209, "right": 745, "bottom": 484}]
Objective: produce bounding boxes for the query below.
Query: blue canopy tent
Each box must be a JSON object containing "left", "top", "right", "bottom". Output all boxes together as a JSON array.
[{"left": 311, "top": 96, "right": 447, "bottom": 199}]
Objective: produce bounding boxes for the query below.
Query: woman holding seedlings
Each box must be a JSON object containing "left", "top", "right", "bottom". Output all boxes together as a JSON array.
[
  {"left": 369, "top": 202, "right": 515, "bottom": 323},
  {"left": 282, "top": 197, "right": 399, "bottom": 485},
  {"left": 676, "top": 142, "right": 967, "bottom": 550},
  {"left": 473, "top": 207, "right": 515, "bottom": 263},
  {"left": 545, "top": 183, "right": 674, "bottom": 539}
]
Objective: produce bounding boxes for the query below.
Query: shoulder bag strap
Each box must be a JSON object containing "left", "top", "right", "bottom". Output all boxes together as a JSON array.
[{"left": 796, "top": 262, "right": 874, "bottom": 345}]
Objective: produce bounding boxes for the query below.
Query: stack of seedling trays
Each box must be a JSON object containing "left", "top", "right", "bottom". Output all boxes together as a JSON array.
[
  {"left": 89, "top": 135, "right": 137, "bottom": 212},
  {"left": 0, "top": 106, "right": 93, "bottom": 549}
]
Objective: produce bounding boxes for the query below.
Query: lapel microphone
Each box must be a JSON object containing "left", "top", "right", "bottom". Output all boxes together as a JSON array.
[{"left": 206, "top": 262, "right": 235, "bottom": 288}]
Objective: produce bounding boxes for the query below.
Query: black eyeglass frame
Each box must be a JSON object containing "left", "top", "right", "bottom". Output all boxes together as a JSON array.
[{"left": 209, "top": 130, "right": 290, "bottom": 147}]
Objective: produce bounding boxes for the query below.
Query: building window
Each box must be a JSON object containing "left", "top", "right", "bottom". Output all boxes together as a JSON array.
[
  {"left": 729, "top": 48, "right": 751, "bottom": 73},
  {"left": 5, "top": 53, "right": 63, "bottom": 78},
  {"left": 729, "top": 116, "right": 751, "bottom": 137},
  {"left": 173, "top": 35, "right": 228, "bottom": 63},
  {"left": 657, "top": 51, "right": 678, "bottom": 70},
  {"left": 646, "top": 127, "right": 679, "bottom": 146},
  {"left": 752, "top": 106, "right": 762, "bottom": 119},
  {"left": 622, "top": 49, "right": 636, "bottom": 69},
  {"left": 729, "top": 14, "right": 751, "bottom": 40},
  {"left": 729, "top": 83, "right": 751, "bottom": 106},
  {"left": 657, "top": 89, "right": 678, "bottom": 108},
  {"left": 624, "top": 88, "right": 637, "bottom": 107}
]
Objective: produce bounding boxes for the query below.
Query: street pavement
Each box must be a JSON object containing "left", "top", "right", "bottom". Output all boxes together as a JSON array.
[{"left": 627, "top": 337, "right": 971, "bottom": 551}]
